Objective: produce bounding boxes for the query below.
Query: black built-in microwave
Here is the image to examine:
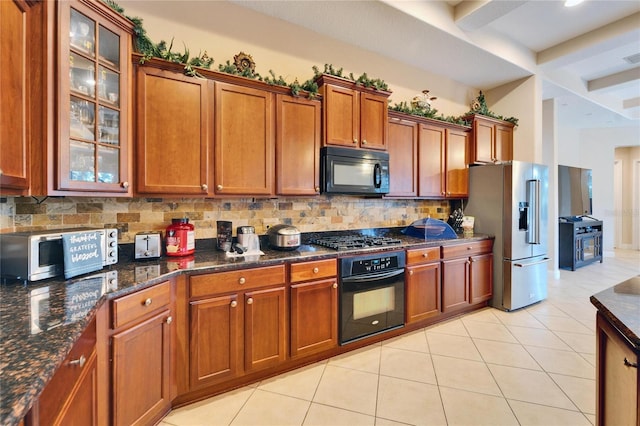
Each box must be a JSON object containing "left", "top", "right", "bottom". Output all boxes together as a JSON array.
[{"left": 321, "top": 146, "right": 390, "bottom": 195}]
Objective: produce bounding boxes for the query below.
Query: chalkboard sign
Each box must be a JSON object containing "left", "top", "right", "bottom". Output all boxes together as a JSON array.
[{"left": 62, "top": 231, "right": 103, "bottom": 279}]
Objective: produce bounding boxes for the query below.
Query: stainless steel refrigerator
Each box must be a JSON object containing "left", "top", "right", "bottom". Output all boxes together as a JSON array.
[{"left": 465, "top": 161, "right": 549, "bottom": 311}]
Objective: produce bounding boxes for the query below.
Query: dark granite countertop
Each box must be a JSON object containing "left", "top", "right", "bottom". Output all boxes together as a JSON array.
[
  {"left": 590, "top": 275, "right": 640, "bottom": 351},
  {"left": 0, "top": 228, "right": 492, "bottom": 425}
]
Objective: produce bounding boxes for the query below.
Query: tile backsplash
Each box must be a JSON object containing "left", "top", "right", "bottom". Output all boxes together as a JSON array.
[{"left": 0, "top": 196, "right": 452, "bottom": 242}]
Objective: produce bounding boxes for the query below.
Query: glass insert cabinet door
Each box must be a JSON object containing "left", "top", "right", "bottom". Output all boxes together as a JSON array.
[{"left": 58, "top": 1, "right": 131, "bottom": 193}]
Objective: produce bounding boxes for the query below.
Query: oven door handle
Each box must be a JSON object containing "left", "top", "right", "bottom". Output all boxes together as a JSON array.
[{"left": 341, "top": 269, "right": 405, "bottom": 283}]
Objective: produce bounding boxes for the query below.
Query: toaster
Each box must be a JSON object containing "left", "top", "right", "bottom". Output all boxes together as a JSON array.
[{"left": 134, "top": 232, "right": 162, "bottom": 260}]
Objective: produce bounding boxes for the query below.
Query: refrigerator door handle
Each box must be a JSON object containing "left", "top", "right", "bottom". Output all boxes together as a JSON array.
[
  {"left": 514, "top": 257, "right": 550, "bottom": 268},
  {"left": 527, "top": 179, "right": 541, "bottom": 244}
]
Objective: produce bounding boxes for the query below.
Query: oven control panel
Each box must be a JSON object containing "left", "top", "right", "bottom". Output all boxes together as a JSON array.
[{"left": 341, "top": 251, "right": 406, "bottom": 277}]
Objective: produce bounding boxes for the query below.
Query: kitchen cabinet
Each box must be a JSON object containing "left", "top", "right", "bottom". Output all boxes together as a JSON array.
[
  {"left": 465, "top": 114, "right": 514, "bottom": 164},
  {"left": 318, "top": 74, "right": 390, "bottom": 151},
  {"left": 387, "top": 111, "right": 469, "bottom": 199},
  {"left": 135, "top": 63, "right": 214, "bottom": 196},
  {"left": 559, "top": 220, "right": 603, "bottom": 270},
  {"left": 0, "top": 0, "right": 31, "bottom": 195},
  {"left": 33, "top": 317, "right": 99, "bottom": 426},
  {"left": 387, "top": 116, "right": 418, "bottom": 197},
  {"left": 276, "top": 94, "right": 322, "bottom": 195},
  {"left": 405, "top": 247, "right": 441, "bottom": 323},
  {"left": 110, "top": 280, "right": 174, "bottom": 426},
  {"left": 215, "top": 82, "right": 275, "bottom": 196},
  {"left": 595, "top": 311, "right": 639, "bottom": 426},
  {"left": 188, "top": 265, "right": 287, "bottom": 389},
  {"left": 34, "top": 0, "right": 133, "bottom": 196},
  {"left": 290, "top": 259, "right": 338, "bottom": 357},
  {"left": 418, "top": 123, "right": 469, "bottom": 198},
  {"left": 441, "top": 240, "right": 493, "bottom": 313}
]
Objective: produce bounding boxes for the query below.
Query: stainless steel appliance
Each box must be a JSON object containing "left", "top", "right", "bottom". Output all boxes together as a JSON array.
[
  {"left": 321, "top": 146, "right": 390, "bottom": 195},
  {"left": 465, "top": 161, "right": 549, "bottom": 311},
  {"left": 339, "top": 251, "right": 405, "bottom": 344},
  {"left": 0, "top": 228, "right": 118, "bottom": 281},
  {"left": 267, "top": 224, "right": 301, "bottom": 250},
  {"left": 134, "top": 232, "right": 162, "bottom": 260}
]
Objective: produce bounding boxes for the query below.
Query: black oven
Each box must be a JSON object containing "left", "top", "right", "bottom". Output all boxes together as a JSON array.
[{"left": 339, "top": 251, "right": 405, "bottom": 344}]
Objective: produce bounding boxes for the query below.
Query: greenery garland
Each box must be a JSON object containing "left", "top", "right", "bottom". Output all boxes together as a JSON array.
[
  {"left": 466, "top": 91, "right": 519, "bottom": 126},
  {"left": 388, "top": 101, "right": 470, "bottom": 126}
]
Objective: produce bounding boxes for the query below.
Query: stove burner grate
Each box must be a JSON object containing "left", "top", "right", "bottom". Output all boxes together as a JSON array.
[{"left": 311, "top": 234, "right": 402, "bottom": 250}]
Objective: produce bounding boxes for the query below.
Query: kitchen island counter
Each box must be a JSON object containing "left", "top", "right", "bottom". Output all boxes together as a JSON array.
[
  {"left": 590, "top": 275, "right": 640, "bottom": 350},
  {"left": 0, "top": 230, "right": 492, "bottom": 425}
]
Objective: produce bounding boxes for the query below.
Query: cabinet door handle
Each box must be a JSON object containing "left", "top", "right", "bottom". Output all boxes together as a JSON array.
[
  {"left": 353, "top": 139, "right": 358, "bottom": 144},
  {"left": 201, "top": 184, "right": 208, "bottom": 191},
  {"left": 313, "top": 267, "right": 319, "bottom": 274},
  {"left": 69, "top": 355, "right": 86, "bottom": 368},
  {"left": 144, "top": 298, "right": 152, "bottom": 306},
  {"left": 362, "top": 139, "right": 367, "bottom": 145},
  {"left": 624, "top": 357, "right": 638, "bottom": 368},
  {"left": 121, "top": 181, "right": 129, "bottom": 189},
  {"left": 409, "top": 270, "right": 414, "bottom": 276},
  {"left": 217, "top": 184, "right": 223, "bottom": 191},
  {"left": 230, "top": 300, "right": 238, "bottom": 308},
  {"left": 315, "top": 186, "right": 320, "bottom": 192},
  {"left": 238, "top": 277, "right": 246, "bottom": 285},
  {"left": 246, "top": 297, "right": 254, "bottom": 305},
  {"left": 332, "top": 282, "right": 338, "bottom": 289},
  {"left": 166, "top": 316, "right": 173, "bottom": 325}
]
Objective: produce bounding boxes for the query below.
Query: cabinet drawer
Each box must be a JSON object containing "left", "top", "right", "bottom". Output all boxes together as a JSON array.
[
  {"left": 190, "top": 265, "right": 286, "bottom": 298},
  {"left": 112, "top": 281, "right": 171, "bottom": 329},
  {"left": 290, "top": 259, "right": 337, "bottom": 283},
  {"left": 406, "top": 247, "right": 440, "bottom": 265},
  {"left": 442, "top": 239, "right": 493, "bottom": 259},
  {"left": 38, "top": 317, "right": 97, "bottom": 421}
]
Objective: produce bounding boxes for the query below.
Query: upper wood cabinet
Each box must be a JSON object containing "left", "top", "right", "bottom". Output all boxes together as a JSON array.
[
  {"left": 465, "top": 114, "right": 515, "bottom": 164},
  {"left": 318, "top": 74, "right": 390, "bottom": 151},
  {"left": 0, "top": 0, "right": 30, "bottom": 195},
  {"left": 387, "top": 116, "right": 418, "bottom": 197},
  {"left": 215, "top": 82, "right": 275, "bottom": 196},
  {"left": 276, "top": 94, "right": 321, "bottom": 195},
  {"left": 48, "top": 0, "right": 133, "bottom": 195},
  {"left": 135, "top": 63, "right": 214, "bottom": 196},
  {"left": 387, "top": 111, "right": 469, "bottom": 199}
]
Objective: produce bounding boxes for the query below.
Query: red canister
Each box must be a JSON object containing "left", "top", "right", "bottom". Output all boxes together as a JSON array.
[{"left": 165, "top": 218, "right": 195, "bottom": 256}]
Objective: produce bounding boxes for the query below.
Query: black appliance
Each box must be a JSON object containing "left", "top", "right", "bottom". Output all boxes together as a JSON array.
[
  {"left": 321, "top": 146, "right": 390, "bottom": 195},
  {"left": 339, "top": 251, "right": 405, "bottom": 344},
  {"left": 312, "top": 234, "right": 402, "bottom": 250}
]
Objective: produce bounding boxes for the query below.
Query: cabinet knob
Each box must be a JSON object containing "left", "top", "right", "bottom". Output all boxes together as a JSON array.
[
  {"left": 353, "top": 139, "right": 358, "bottom": 144},
  {"left": 315, "top": 187, "right": 320, "bottom": 192},
  {"left": 247, "top": 297, "right": 254, "bottom": 305},
  {"left": 238, "top": 277, "right": 246, "bottom": 285},
  {"left": 332, "top": 283, "right": 338, "bottom": 289},
  {"left": 69, "top": 354, "right": 86, "bottom": 368},
  {"left": 217, "top": 184, "right": 223, "bottom": 191},
  {"left": 230, "top": 300, "right": 238, "bottom": 308},
  {"left": 409, "top": 270, "right": 414, "bottom": 276},
  {"left": 422, "top": 253, "right": 429, "bottom": 258},
  {"left": 201, "top": 184, "right": 208, "bottom": 191},
  {"left": 144, "top": 298, "right": 152, "bottom": 306},
  {"left": 467, "top": 246, "right": 472, "bottom": 250},
  {"left": 362, "top": 139, "right": 367, "bottom": 145},
  {"left": 313, "top": 267, "right": 319, "bottom": 274},
  {"left": 121, "top": 181, "right": 129, "bottom": 189},
  {"left": 166, "top": 316, "right": 173, "bottom": 325}
]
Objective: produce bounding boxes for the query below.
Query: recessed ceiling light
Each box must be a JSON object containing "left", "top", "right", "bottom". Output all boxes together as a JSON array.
[{"left": 565, "top": 0, "right": 585, "bottom": 7}]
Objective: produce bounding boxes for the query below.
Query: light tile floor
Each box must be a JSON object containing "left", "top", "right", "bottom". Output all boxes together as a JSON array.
[{"left": 161, "top": 250, "right": 640, "bottom": 426}]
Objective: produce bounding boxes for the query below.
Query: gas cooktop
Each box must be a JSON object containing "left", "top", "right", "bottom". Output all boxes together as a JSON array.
[{"left": 311, "top": 234, "right": 403, "bottom": 251}]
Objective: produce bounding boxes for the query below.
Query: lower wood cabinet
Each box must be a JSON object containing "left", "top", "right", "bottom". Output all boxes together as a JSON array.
[
  {"left": 441, "top": 240, "right": 494, "bottom": 313},
  {"left": 34, "top": 317, "right": 99, "bottom": 426},
  {"left": 405, "top": 247, "right": 441, "bottom": 323},
  {"left": 595, "top": 311, "right": 639, "bottom": 426},
  {"left": 290, "top": 259, "right": 339, "bottom": 357},
  {"left": 110, "top": 280, "right": 174, "bottom": 426},
  {"left": 188, "top": 266, "right": 287, "bottom": 390}
]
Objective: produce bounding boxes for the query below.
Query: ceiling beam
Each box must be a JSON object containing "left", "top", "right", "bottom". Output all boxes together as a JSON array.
[
  {"left": 623, "top": 97, "right": 640, "bottom": 109},
  {"left": 537, "top": 12, "right": 640, "bottom": 67},
  {"left": 588, "top": 67, "right": 640, "bottom": 92},
  {"left": 454, "top": 0, "right": 528, "bottom": 32}
]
